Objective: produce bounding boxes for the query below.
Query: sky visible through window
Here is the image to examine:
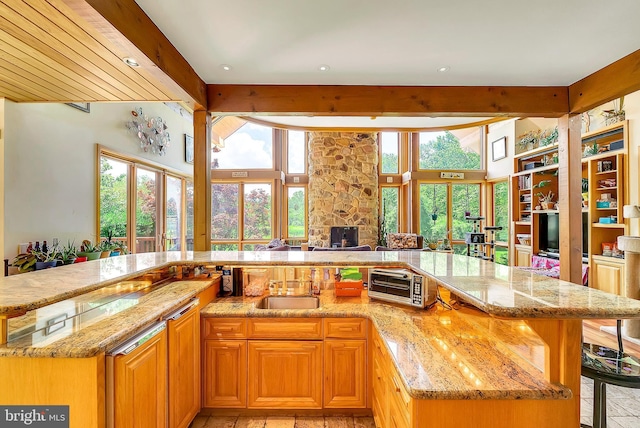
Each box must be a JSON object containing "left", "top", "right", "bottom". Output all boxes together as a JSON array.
[{"left": 216, "top": 123, "right": 273, "bottom": 169}]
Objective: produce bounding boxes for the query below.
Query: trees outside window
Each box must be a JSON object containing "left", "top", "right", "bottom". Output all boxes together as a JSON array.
[
  {"left": 100, "top": 157, "right": 128, "bottom": 240},
  {"left": 419, "top": 130, "right": 481, "bottom": 170},
  {"left": 287, "top": 187, "right": 306, "bottom": 238}
]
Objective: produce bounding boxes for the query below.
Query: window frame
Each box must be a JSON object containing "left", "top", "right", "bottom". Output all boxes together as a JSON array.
[{"left": 97, "top": 146, "right": 192, "bottom": 254}]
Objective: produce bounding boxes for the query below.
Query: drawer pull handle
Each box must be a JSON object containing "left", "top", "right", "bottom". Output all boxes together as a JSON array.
[
  {"left": 216, "top": 327, "right": 234, "bottom": 331},
  {"left": 338, "top": 327, "right": 355, "bottom": 331}
]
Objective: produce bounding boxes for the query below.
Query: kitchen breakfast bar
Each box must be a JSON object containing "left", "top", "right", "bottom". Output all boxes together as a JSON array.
[{"left": 1, "top": 251, "right": 640, "bottom": 428}]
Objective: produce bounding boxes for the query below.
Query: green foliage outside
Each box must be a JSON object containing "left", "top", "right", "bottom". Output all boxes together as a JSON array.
[
  {"left": 100, "top": 158, "right": 127, "bottom": 238},
  {"left": 419, "top": 131, "right": 481, "bottom": 170},
  {"left": 494, "top": 247, "right": 509, "bottom": 265},
  {"left": 211, "top": 184, "right": 239, "bottom": 240},
  {"left": 288, "top": 190, "right": 305, "bottom": 237},
  {"left": 244, "top": 187, "right": 272, "bottom": 239}
]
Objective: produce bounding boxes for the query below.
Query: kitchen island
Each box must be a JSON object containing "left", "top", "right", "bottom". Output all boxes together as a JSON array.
[{"left": 1, "top": 251, "right": 640, "bottom": 428}]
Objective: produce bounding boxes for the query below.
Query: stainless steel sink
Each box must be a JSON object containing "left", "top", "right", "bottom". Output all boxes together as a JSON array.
[{"left": 256, "top": 295, "right": 320, "bottom": 309}]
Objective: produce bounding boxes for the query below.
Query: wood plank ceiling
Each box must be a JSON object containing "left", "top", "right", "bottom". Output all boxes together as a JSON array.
[{"left": 0, "top": 0, "right": 179, "bottom": 103}]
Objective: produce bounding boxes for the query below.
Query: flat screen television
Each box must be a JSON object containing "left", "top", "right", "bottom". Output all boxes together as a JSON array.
[
  {"left": 539, "top": 212, "right": 588, "bottom": 257},
  {"left": 330, "top": 226, "right": 359, "bottom": 248}
]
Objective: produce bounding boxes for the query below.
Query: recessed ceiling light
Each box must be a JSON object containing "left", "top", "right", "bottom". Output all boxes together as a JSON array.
[
  {"left": 318, "top": 64, "right": 330, "bottom": 72},
  {"left": 220, "top": 64, "right": 233, "bottom": 71},
  {"left": 437, "top": 66, "right": 450, "bottom": 73},
  {"left": 123, "top": 57, "right": 139, "bottom": 67}
]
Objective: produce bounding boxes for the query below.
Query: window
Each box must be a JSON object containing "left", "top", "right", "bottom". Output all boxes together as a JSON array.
[
  {"left": 211, "top": 183, "right": 239, "bottom": 241},
  {"left": 419, "top": 183, "right": 448, "bottom": 240},
  {"left": 381, "top": 187, "right": 399, "bottom": 234},
  {"left": 286, "top": 187, "right": 306, "bottom": 238},
  {"left": 380, "top": 132, "right": 399, "bottom": 174},
  {"left": 99, "top": 150, "right": 191, "bottom": 254},
  {"left": 452, "top": 184, "right": 481, "bottom": 240},
  {"left": 243, "top": 183, "right": 272, "bottom": 240},
  {"left": 214, "top": 122, "right": 274, "bottom": 169},
  {"left": 99, "top": 156, "right": 128, "bottom": 244},
  {"left": 287, "top": 130, "right": 306, "bottom": 173},
  {"left": 165, "top": 176, "right": 182, "bottom": 251},
  {"left": 493, "top": 181, "right": 509, "bottom": 243},
  {"left": 418, "top": 129, "right": 482, "bottom": 170},
  {"left": 135, "top": 168, "right": 158, "bottom": 253},
  {"left": 186, "top": 180, "right": 194, "bottom": 250}
]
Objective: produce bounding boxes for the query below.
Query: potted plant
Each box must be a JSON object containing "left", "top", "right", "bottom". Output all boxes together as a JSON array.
[
  {"left": 78, "top": 240, "right": 101, "bottom": 261},
  {"left": 425, "top": 236, "right": 438, "bottom": 250},
  {"left": 537, "top": 190, "right": 555, "bottom": 211},
  {"left": 539, "top": 127, "right": 558, "bottom": 147},
  {"left": 32, "top": 246, "right": 59, "bottom": 270},
  {"left": 517, "top": 130, "right": 540, "bottom": 152},
  {"left": 98, "top": 240, "right": 115, "bottom": 258},
  {"left": 59, "top": 241, "right": 78, "bottom": 265},
  {"left": 9, "top": 252, "right": 37, "bottom": 273}
]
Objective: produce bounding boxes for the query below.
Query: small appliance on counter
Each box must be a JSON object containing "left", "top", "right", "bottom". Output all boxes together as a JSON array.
[{"left": 368, "top": 268, "right": 436, "bottom": 308}]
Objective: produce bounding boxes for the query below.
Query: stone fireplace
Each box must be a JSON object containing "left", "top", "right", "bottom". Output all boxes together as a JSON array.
[{"left": 308, "top": 132, "right": 378, "bottom": 248}]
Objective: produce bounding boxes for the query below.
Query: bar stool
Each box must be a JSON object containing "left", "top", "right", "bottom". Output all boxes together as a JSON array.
[{"left": 581, "top": 320, "right": 640, "bottom": 428}]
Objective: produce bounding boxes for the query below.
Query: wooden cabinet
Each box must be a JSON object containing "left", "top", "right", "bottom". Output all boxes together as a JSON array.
[
  {"left": 591, "top": 256, "right": 625, "bottom": 295},
  {"left": 202, "top": 318, "right": 246, "bottom": 339},
  {"left": 324, "top": 318, "right": 367, "bottom": 339},
  {"left": 582, "top": 122, "right": 628, "bottom": 292},
  {"left": 248, "top": 318, "right": 322, "bottom": 339},
  {"left": 324, "top": 340, "right": 366, "bottom": 408},
  {"left": 371, "top": 329, "right": 413, "bottom": 428},
  {"left": 167, "top": 304, "right": 200, "bottom": 428},
  {"left": 515, "top": 245, "right": 532, "bottom": 267},
  {"left": 247, "top": 340, "right": 323, "bottom": 408},
  {"left": 202, "top": 340, "right": 247, "bottom": 408},
  {"left": 109, "top": 328, "right": 167, "bottom": 428}
]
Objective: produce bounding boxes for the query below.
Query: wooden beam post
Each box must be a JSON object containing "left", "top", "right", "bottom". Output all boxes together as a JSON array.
[
  {"left": 557, "top": 114, "right": 583, "bottom": 284},
  {"left": 208, "top": 85, "right": 569, "bottom": 117},
  {"left": 569, "top": 49, "right": 640, "bottom": 113},
  {"left": 193, "top": 109, "right": 211, "bottom": 251}
]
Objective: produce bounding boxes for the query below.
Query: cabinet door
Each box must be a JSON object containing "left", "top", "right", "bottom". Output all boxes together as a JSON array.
[
  {"left": 167, "top": 305, "right": 200, "bottom": 428},
  {"left": 248, "top": 341, "right": 322, "bottom": 409},
  {"left": 515, "top": 247, "right": 532, "bottom": 267},
  {"left": 324, "top": 340, "right": 366, "bottom": 408},
  {"left": 372, "top": 349, "right": 388, "bottom": 428},
  {"left": 112, "top": 329, "right": 167, "bottom": 428},
  {"left": 203, "top": 340, "right": 247, "bottom": 408},
  {"left": 592, "top": 260, "right": 623, "bottom": 295}
]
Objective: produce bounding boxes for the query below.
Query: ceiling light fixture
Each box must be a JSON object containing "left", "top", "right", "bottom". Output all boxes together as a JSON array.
[
  {"left": 437, "top": 66, "right": 450, "bottom": 73},
  {"left": 220, "top": 64, "right": 233, "bottom": 71},
  {"left": 123, "top": 57, "right": 140, "bottom": 67},
  {"left": 318, "top": 64, "right": 330, "bottom": 72}
]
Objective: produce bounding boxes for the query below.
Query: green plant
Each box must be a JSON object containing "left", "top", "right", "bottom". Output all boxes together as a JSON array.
[
  {"left": 517, "top": 130, "right": 540, "bottom": 151},
  {"left": 10, "top": 252, "right": 36, "bottom": 272},
  {"left": 536, "top": 190, "right": 555, "bottom": 203},
  {"left": 59, "top": 241, "right": 77, "bottom": 263},
  {"left": 539, "top": 127, "right": 558, "bottom": 147},
  {"left": 80, "top": 240, "right": 100, "bottom": 253},
  {"left": 31, "top": 246, "right": 59, "bottom": 263},
  {"left": 533, "top": 179, "right": 552, "bottom": 190},
  {"left": 99, "top": 240, "right": 116, "bottom": 252}
]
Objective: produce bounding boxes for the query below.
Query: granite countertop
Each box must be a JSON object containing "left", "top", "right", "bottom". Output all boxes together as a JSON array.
[
  {"left": 0, "top": 279, "right": 213, "bottom": 358},
  {"left": 2, "top": 251, "right": 640, "bottom": 320},
  {"left": 201, "top": 292, "right": 571, "bottom": 401}
]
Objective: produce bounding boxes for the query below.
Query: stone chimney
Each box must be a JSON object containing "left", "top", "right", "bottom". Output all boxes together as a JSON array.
[{"left": 308, "top": 132, "right": 378, "bottom": 248}]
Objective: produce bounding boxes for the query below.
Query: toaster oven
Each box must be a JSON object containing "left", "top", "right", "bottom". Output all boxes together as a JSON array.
[{"left": 368, "top": 268, "right": 437, "bottom": 308}]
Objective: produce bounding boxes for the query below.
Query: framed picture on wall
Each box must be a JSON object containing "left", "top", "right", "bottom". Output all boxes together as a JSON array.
[
  {"left": 491, "top": 136, "right": 507, "bottom": 161},
  {"left": 184, "top": 134, "right": 194, "bottom": 164},
  {"left": 66, "top": 102, "right": 90, "bottom": 113}
]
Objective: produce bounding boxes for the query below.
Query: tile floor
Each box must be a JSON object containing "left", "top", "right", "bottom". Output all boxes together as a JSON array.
[
  {"left": 190, "top": 380, "right": 640, "bottom": 428},
  {"left": 580, "top": 376, "right": 640, "bottom": 428}
]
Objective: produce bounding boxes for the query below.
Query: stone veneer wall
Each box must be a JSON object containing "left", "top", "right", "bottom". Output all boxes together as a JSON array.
[{"left": 308, "top": 132, "right": 378, "bottom": 248}]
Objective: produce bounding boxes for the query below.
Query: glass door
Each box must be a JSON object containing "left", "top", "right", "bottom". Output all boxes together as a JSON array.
[
  {"left": 165, "top": 176, "right": 183, "bottom": 251},
  {"left": 99, "top": 156, "right": 129, "bottom": 250},
  {"left": 136, "top": 168, "right": 158, "bottom": 253}
]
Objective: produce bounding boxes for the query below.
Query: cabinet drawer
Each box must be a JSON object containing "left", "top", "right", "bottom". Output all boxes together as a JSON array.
[
  {"left": 324, "top": 318, "right": 367, "bottom": 339},
  {"left": 248, "top": 319, "right": 322, "bottom": 339},
  {"left": 202, "top": 318, "right": 247, "bottom": 339},
  {"left": 389, "top": 369, "right": 412, "bottom": 423}
]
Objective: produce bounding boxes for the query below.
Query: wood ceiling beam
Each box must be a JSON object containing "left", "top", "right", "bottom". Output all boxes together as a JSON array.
[
  {"left": 207, "top": 85, "right": 569, "bottom": 117},
  {"left": 569, "top": 49, "right": 640, "bottom": 113},
  {"left": 62, "top": 0, "right": 207, "bottom": 109}
]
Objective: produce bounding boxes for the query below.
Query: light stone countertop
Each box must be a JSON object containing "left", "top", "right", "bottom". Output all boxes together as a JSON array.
[
  {"left": 0, "top": 279, "right": 214, "bottom": 358},
  {"left": 201, "top": 292, "right": 571, "bottom": 401},
  {"left": 2, "top": 251, "right": 640, "bottom": 320}
]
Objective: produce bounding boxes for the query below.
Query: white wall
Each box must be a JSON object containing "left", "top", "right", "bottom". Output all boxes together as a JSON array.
[
  {"left": 486, "top": 119, "right": 515, "bottom": 180},
  {"left": 3, "top": 101, "right": 193, "bottom": 260}
]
